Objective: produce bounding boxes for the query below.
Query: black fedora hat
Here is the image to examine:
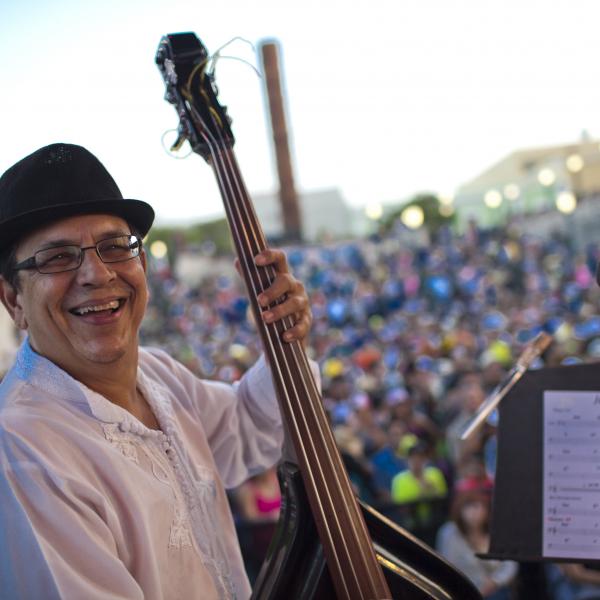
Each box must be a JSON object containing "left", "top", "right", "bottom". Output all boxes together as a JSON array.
[{"left": 0, "top": 143, "right": 155, "bottom": 253}]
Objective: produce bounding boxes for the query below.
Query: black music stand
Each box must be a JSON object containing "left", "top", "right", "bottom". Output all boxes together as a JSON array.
[{"left": 484, "top": 362, "right": 600, "bottom": 563}]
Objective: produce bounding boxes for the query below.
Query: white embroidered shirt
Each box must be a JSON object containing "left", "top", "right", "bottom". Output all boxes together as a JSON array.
[{"left": 0, "top": 339, "right": 291, "bottom": 599}]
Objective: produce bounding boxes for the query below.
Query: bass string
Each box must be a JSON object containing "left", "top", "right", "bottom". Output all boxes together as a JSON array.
[
  {"left": 191, "top": 106, "right": 362, "bottom": 594},
  {"left": 192, "top": 104, "right": 385, "bottom": 596},
  {"left": 202, "top": 137, "right": 354, "bottom": 597},
  {"left": 219, "top": 141, "right": 391, "bottom": 594},
  {"left": 216, "top": 158, "right": 387, "bottom": 597},
  {"left": 216, "top": 146, "right": 385, "bottom": 589}
]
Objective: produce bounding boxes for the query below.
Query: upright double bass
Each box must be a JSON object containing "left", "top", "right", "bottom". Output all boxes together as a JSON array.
[{"left": 156, "top": 32, "right": 481, "bottom": 600}]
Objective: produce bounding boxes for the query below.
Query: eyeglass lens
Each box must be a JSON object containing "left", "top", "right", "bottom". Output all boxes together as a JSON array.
[{"left": 35, "top": 236, "right": 140, "bottom": 274}]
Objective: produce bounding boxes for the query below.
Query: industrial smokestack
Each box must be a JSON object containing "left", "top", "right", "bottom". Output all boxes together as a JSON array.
[{"left": 260, "top": 40, "right": 302, "bottom": 243}]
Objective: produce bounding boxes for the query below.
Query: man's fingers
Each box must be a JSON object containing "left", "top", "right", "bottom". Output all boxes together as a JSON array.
[
  {"left": 281, "top": 312, "right": 312, "bottom": 344},
  {"left": 261, "top": 290, "right": 308, "bottom": 322},
  {"left": 254, "top": 249, "right": 287, "bottom": 270},
  {"left": 250, "top": 248, "right": 312, "bottom": 345},
  {"left": 258, "top": 273, "right": 299, "bottom": 307}
]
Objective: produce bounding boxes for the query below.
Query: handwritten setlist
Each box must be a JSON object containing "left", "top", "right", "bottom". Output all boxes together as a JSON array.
[{"left": 543, "top": 390, "right": 600, "bottom": 559}]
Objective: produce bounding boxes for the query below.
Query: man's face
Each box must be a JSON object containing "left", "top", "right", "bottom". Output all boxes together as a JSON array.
[
  {"left": 408, "top": 451, "right": 427, "bottom": 475},
  {"left": 3, "top": 214, "right": 148, "bottom": 375}
]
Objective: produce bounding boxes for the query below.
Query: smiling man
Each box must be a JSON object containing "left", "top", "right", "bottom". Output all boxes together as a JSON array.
[{"left": 0, "top": 143, "right": 314, "bottom": 599}]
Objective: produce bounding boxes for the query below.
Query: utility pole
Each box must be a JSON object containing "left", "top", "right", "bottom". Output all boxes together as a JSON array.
[{"left": 260, "top": 40, "right": 302, "bottom": 243}]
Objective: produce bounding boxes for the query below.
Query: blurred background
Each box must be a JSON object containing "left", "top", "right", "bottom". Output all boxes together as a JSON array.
[{"left": 3, "top": 1, "right": 600, "bottom": 598}]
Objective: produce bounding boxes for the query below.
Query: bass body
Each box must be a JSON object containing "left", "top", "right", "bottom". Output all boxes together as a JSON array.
[{"left": 252, "top": 462, "right": 482, "bottom": 600}]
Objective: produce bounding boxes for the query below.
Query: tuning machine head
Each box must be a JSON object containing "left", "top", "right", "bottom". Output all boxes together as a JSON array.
[{"left": 156, "top": 32, "right": 235, "bottom": 162}]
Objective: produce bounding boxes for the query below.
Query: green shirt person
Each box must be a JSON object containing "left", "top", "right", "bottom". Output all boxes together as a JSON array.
[{"left": 391, "top": 441, "right": 448, "bottom": 533}]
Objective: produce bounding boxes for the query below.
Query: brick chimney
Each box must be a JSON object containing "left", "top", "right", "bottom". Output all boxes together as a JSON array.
[{"left": 260, "top": 40, "right": 302, "bottom": 242}]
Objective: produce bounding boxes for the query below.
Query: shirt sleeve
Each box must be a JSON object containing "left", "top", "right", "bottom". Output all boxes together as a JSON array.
[
  {"left": 0, "top": 429, "right": 144, "bottom": 600},
  {"left": 205, "top": 355, "right": 286, "bottom": 488}
]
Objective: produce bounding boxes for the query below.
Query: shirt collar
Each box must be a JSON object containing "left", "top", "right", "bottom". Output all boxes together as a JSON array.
[{"left": 13, "top": 338, "right": 134, "bottom": 425}]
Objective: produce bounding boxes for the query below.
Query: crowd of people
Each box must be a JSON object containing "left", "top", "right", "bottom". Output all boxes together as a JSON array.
[{"left": 140, "top": 218, "right": 600, "bottom": 599}]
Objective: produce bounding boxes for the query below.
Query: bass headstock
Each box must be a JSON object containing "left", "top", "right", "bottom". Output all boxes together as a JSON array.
[{"left": 156, "top": 32, "right": 235, "bottom": 162}]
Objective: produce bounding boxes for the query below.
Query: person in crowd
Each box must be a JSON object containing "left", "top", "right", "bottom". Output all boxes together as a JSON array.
[
  {"left": 546, "top": 562, "right": 600, "bottom": 600},
  {"left": 0, "top": 143, "right": 315, "bottom": 599},
  {"left": 391, "top": 440, "right": 447, "bottom": 503},
  {"left": 453, "top": 454, "right": 494, "bottom": 497},
  {"left": 334, "top": 423, "right": 385, "bottom": 504},
  {"left": 436, "top": 492, "right": 518, "bottom": 599},
  {"left": 445, "top": 371, "right": 487, "bottom": 468},
  {"left": 369, "top": 419, "right": 408, "bottom": 494},
  {"left": 231, "top": 466, "right": 282, "bottom": 586},
  {"left": 234, "top": 467, "right": 281, "bottom": 522},
  {"left": 391, "top": 440, "right": 448, "bottom": 540},
  {"left": 388, "top": 386, "right": 441, "bottom": 449}
]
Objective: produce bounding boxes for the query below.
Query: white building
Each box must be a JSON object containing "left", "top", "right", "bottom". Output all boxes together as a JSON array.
[
  {"left": 453, "top": 137, "right": 600, "bottom": 230},
  {"left": 252, "top": 188, "right": 358, "bottom": 242}
]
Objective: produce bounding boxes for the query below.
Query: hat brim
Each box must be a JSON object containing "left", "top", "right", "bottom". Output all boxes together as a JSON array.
[{"left": 0, "top": 198, "right": 155, "bottom": 253}]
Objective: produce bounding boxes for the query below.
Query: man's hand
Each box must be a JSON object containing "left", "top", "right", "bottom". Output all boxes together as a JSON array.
[{"left": 245, "top": 249, "right": 312, "bottom": 345}]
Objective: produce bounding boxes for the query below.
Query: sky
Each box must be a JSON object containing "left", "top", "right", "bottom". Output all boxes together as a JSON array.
[{"left": 2, "top": 0, "right": 600, "bottom": 226}]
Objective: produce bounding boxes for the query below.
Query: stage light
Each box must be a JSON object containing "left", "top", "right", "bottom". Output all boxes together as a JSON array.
[
  {"left": 566, "top": 154, "right": 584, "bottom": 173},
  {"left": 556, "top": 191, "right": 577, "bottom": 214},
  {"left": 150, "top": 240, "right": 168, "bottom": 259},
  {"left": 538, "top": 168, "right": 556, "bottom": 186},
  {"left": 484, "top": 189, "right": 502, "bottom": 208},
  {"left": 401, "top": 205, "right": 424, "bottom": 229}
]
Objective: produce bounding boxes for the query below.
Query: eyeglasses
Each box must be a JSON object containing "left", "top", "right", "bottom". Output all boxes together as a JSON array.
[{"left": 13, "top": 235, "right": 142, "bottom": 274}]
